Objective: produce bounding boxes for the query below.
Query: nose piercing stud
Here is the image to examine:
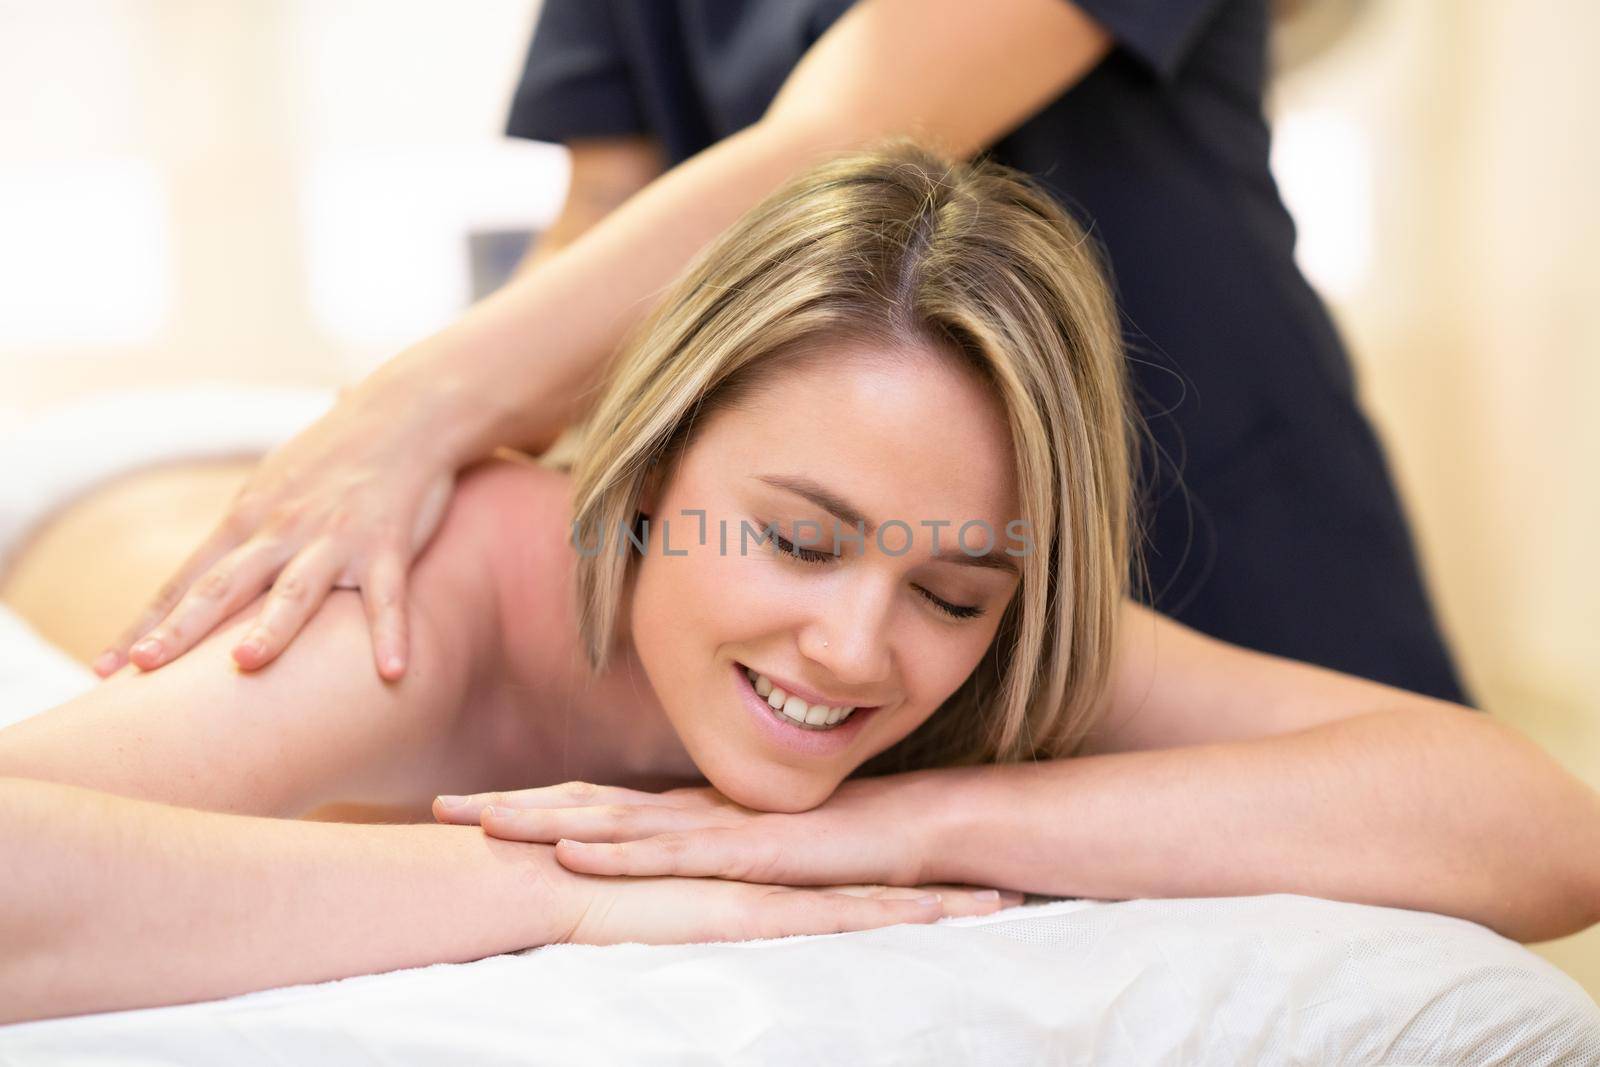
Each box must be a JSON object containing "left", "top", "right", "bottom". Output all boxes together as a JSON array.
[{"left": 822, "top": 640, "right": 829, "bottom": 647}]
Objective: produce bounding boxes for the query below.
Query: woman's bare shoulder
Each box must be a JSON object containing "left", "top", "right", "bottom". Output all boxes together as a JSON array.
[
  {"left": 1081, "top": 599, "right": 1442, "bottom": 756},
  {"left": 447, "top": 452, "right": 583, "bottom": 682},
  {"left": 449, "top": 452, "right": 576, "bottom": 607},
  {"left": 0, "top": 452, "right": 579, "bottom": 821},
  {"left": 453, "top": 451, "right": 574, "bottom": 523}
]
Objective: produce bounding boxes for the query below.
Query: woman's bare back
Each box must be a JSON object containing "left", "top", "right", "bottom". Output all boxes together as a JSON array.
[{"left": 0, "top": 452, "right": 697, "bottom": 823}]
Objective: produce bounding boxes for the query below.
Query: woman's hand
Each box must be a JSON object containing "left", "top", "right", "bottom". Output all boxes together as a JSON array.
[
  {"left": 92, "top": 383, "right": 460, "bottom": 682},
  {"left": 560, "top": 869, "right": 1022, "bottom": 947},
  {"left": 433, "top": 774, "right": 958, "bottom": 891}
]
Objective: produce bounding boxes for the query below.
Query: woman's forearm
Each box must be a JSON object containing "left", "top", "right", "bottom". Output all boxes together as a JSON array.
[
  {"left": 919, "top": 707, "right": 1600, "bottom": 943},
  {"left": 0, "top": 777, "right": 577, "bottom": 1025}
]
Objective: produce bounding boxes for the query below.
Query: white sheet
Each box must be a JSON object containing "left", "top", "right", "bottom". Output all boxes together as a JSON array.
[{"left": 3, "top": 388, "right": 1597, "bottom": 1064}]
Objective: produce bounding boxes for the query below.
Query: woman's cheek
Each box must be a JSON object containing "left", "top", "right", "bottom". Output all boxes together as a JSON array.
[
  {"left": 906, "top": 627, "right": 993, "bottom": 713},
  {"left": 661, "top": 538, "right": 787, "bottom": 653}
]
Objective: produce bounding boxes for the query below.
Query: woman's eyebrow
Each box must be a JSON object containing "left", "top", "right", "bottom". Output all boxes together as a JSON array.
[
  {"left": 929, "top": 545, "right": 1020, "bottom": 576},
  {"left": 750, "top": 472, "right": 1020, "bottom": 576},
  {"left": 752, "top": 473, "right": 876, "bottom": 533}
]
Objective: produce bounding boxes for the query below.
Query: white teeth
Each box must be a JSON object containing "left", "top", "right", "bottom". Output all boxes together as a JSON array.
[{"left": 744, "top": 666, "right": 856, "bottom": 730}]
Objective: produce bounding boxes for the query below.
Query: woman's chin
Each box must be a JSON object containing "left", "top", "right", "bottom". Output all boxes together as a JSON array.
[{"left": 703, "top": 762, "right": 837, "bottom": 815}]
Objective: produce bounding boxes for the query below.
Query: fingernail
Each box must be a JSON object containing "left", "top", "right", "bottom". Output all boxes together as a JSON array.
[
  {"left": 915, "top": 894, "right": 943, "bottom": 906},
  {"left": 238, "top": 637, "right": 264, "bottom": 658},
  {"left": 974, "top": 889, "right": 1000, "bottom": 901},
  {"left": 384, "top": 654, "right": 403, "bottom": 675},
  {"left": 480, "top": 806, "right": 497, "bottom": 819},
  {"left": 92, "top": 650, "right": 120, "bottom": 675},
  {"left": 558, "top": 838, "right": 585, "bottom": 849},
  {"left": 131, "top": 638, "right": 161, "bottom": 659},
  {"left": 436, "top": 795, "right": 467, "bottom": 809}
]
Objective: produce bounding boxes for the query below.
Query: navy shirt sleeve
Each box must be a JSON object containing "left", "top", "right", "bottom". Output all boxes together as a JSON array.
[
  {"left": 1070, "top": 0, "right": 1230, "bottom": 80},
  {"left": 506, "top": 0, "right": 643, "bottom": 143}
]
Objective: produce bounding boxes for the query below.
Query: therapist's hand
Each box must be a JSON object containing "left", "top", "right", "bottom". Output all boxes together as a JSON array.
[
  {"left": 92, "top": 382, "right": 459, "bottom": 682},
  {"left": 434, "top": 772, "right": 999, "bottom": 896}
]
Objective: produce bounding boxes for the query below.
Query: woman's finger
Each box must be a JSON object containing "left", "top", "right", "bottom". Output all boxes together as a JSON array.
[
  {"left": 96, "top": 520, "right": 253, "bottom": 675},
  {"left": 820, "top": 883, "right": 1025, "bottom": 916},
  {"left": 230, "top": 539, "right": 348, "bottom": 670},
  {"left": 432, "top": 780, "right": 682, "bottom": 823},
  {"left": 474, "top": 802, "right": 726, "bottom": 843},
  {"left": 912, "top": 884, "right": 1028, "bottom": 916},
  {"left": 359, "top": 547, "right": 410, "bottom": 681},
  {"left": 552, "top": 828, "right": 786, "bottom": 882},
  {"left": 125, "top": 536, "right": 295, "bottom": 671},
  {"left": 745, "top": 887, "right": 946, "bottom": 940}
]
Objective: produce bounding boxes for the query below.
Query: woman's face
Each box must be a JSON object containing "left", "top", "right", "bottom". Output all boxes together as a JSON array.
[{"left": 624, "top": 341, "right": 1023, "bottom": 812}]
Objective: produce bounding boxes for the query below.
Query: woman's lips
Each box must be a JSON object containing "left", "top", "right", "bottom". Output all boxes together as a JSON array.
[
  {"left": 733, "top": 661, "right": 878, "bottom": 752},
  {"left": 734, "top": 661, "right": 879, "bottom": 712}
]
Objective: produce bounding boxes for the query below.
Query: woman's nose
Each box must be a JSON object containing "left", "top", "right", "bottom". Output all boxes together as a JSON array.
[{"left": 804, "top": 584, "right": 893, "bottom": 686}]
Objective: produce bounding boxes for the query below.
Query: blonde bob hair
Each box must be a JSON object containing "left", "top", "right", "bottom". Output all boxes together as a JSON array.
[{"left": 557, "top": 140, "right": 1137, "bottom": 777}]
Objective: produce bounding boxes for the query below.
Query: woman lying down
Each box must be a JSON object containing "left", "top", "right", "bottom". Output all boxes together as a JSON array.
[{"left": 2, "top": 144, "right": 1596, "bottom": 1026}]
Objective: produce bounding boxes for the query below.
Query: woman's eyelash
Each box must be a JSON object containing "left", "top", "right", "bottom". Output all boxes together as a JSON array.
[
  {"left": 766, "top": 531, "right": 985, "bottom": 621},
  {"left": 768, "top": 530, "right": 838, "bottom": 564}
]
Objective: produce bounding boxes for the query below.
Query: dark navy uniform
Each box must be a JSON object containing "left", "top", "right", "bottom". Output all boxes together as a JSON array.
[{"left": 506, "top": 0, "right": 1472, "bottom": 704}]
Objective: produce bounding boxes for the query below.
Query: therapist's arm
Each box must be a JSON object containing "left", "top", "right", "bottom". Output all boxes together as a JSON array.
[
  {"left": 507, "top": 135, "right": 668, "bottom": 282},
  {"left": 389, "top": 0, "right": 1114, "bottom": 460},
  {"left": 108, "top": 0, "right": 1114, "bottom": 678},
  {"left": 0, "top": 776, "right": 574, "bottom": 1026},
  {"left": 916, "top": 609, "right": 1600, "bottom": 944}
]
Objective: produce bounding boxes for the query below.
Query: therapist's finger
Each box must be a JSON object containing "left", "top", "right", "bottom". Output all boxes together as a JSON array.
[
  {"left": 126, "top": 535, "right": 293, "bottom": 672},
  {"left": 97, "top": 520, "right": 253, "bottom": 675},
  {"left": 359, "top": 546, "right": 410, "bottom": 681},
  {"left": 231, "top": 538, "right": 346, "bottom": 670}
]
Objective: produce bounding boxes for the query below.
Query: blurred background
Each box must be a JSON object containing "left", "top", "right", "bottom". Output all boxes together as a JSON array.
[{"left": 1, "top": 1, "right": 1595, "bottom": 994}]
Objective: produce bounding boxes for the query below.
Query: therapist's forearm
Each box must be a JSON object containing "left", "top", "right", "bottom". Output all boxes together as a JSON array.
[
  {"left": 920, "top": 706, "right": 1600, "bottom": 943},
  {"left": 367, "top": 116, "right": 858, "bottom": 463},
  {"left": 355, "top": 0, "right": 1113, "bottom": 465},
  {"left": 0, "top": 777, "right": 577, "bottom": 1025}
]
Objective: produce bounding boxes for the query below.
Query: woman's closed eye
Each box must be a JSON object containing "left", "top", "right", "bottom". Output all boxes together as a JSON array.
[
  {"left": 768, "top": 529, "right": 839, "bottom": 564},
  {"left": 766, "top": 529, "right": 985, "bottom": 621}
]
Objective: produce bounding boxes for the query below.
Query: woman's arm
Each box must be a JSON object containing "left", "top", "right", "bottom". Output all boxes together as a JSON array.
[
  {"left": 917, "top": 610, "right": 1600, "bottom": 943},
  {"left": 1, "top": 776, "right": 988, "bottom": 1026},
  {"left": 0, "top": 776, "right": 573, "bottom": 1026},
  {"left": 481, "top": 607, "right": 1600, "bottom": 944}
]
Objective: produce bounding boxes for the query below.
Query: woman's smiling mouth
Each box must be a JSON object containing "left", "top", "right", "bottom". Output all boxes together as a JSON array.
[
  {"left": 742, "top": 664, "right": 861, "bottom": 728},
  {"left": 733, "top": 662, "right": 880, "bottom": 754}
]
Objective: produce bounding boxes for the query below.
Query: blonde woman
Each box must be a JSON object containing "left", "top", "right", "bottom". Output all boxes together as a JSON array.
[{"left": 1, "top": 146, "right": 1595, "bottom": 1027}]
